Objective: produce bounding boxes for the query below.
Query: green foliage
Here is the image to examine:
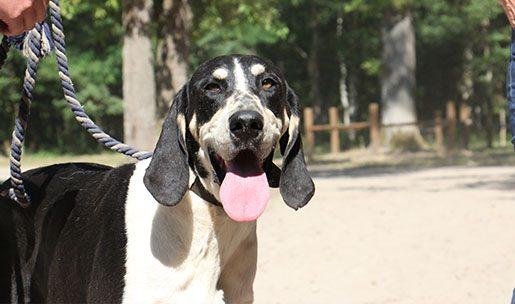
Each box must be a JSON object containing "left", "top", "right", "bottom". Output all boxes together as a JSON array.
[
  {"left": 0, "top": 0, "right": 124, "bottom": 154},
  {"left": 191, "top": 0, "right": 288, "bottom": 64},
  {"left": 414, "top": 0, "right": 509, "bottom": 120},
  {"left": 0, "top": 0, "right": 510, "bottom": 154}
]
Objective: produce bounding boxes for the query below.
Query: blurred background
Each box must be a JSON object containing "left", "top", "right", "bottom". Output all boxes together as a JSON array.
[
  {"left": 0, "top": 0, "right": 512, "bottom": 154},
  {"left": 2, "top": 0, "right": 515, "bottom": 303}
]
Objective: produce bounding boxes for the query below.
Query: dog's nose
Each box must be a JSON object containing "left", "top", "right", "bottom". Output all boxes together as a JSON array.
[{"left": 229, "top": 110, "right": 264, "bottom": 141}]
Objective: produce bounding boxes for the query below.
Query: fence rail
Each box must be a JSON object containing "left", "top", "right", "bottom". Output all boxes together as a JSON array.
[{"left": 302, "top": 101, "right": 507, "bottom": 154}]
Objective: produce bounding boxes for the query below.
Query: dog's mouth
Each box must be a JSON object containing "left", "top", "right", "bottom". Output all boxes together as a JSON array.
[{"left": 209, "top": 149, "right": 270, "bottom": 222}]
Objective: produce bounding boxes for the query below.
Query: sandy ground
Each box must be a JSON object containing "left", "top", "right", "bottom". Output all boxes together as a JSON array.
[
  {"left": 255, "top": 165, "right": 515, "bottom": 304},
  {"left": 2, "top": 159, "right": 515, "bottom": 303}
]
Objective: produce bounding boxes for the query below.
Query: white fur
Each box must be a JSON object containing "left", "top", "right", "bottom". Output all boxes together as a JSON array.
[
  {"left": 194, "top": 59, "right": 283, "bottom": 198},
  {"left": 189, "top": 113, "right": 198, "bottom": 140},
  {"left": 233, "top": 59, "right": 248, "bottom": 92},
  {"left": 281, "top": 109, "right": 290, "bottom": 135},
  {"left": 123, "top": 159, "right": 257, "bottom": 303},
  {"left": 197, "top": 59, "right": 281, "bottom": 164},
  {"left": 198, "top": 96, "right": 243, "bottom": 159},
  {"left": 213, "top": 68, "right": 228, "bottom": 80},
  {"left": 177, "top": 113, "right": 186, "bottom": 142},
  {"left": 286, "top": 115, "right": 299, "bottom": 147},
  {"left": 250, "top": 64, "right": 265, "bottom": 76}
]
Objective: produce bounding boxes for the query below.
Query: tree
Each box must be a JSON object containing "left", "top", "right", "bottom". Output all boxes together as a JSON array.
[
  {"left": 156, "top": 0, "right": 192, "bottom": 119},
  {"left": 191, "top": 0, "right": 288, "bottom": 62},
  {"left": 122, "top": 0, "right": 157, "bottom": 151},
  {"left": 0, "top": 0, "right": 510, "bottom": 154},
  {"left": 380, "top": 9, "right": 423, "bottom": 147}
]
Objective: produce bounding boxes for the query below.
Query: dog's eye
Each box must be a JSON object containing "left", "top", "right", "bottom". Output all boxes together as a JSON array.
[
  {"left": 261, "top": 78, "right": 276, "bottom": 90},
  {"left": 204, "top": 83, "right": 222, "bottom": 94}
]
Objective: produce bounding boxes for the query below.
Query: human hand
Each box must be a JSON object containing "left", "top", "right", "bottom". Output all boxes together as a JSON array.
[
  {"left": 500, "top": 0, "right": 515, "bottom": 28},
  {"left": 0, "top": 0, "right": 49, "bottom": 36}
]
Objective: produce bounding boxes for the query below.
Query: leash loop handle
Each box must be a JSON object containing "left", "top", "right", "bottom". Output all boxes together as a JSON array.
[
  {"left": 4, "top": 0, "right": 153, "bottom": 207},
  {"left": 8, "top": 23, "right": 45, "bottom": 206}
]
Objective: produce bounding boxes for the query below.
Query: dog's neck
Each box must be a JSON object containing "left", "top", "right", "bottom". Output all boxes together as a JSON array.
[
  {"left": 190, "top": 177, "right": 222, "bottom": 207},
  {"left": 123, "top": 159, "right": 256, "bottom": 302}
]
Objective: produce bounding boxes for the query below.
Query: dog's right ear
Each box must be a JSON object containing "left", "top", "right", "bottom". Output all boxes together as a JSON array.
[
  {"left": 279, "top": 85, "right": 315, "bottom": 210},
  {"left": 144, "top": 85, "right": 189, "bottom": 206}
]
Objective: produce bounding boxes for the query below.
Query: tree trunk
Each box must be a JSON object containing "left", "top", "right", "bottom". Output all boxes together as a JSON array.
[
  {"left": 481, "top": 19, "right": 494, "bottom": 148},
  {"left": 336, "top": 14, "right": 355, "bottom": 140},
  {"left": 123, "top": 0, "right": 157, "bottom": 151},
  {"left": 459, "top": 45, "right": 474, "bottom": 103},
  {"left": 156, "top": 0, "right": 192, "bottom": 119},
  {"left": 381, "top": 11, "right": 423, "bottom": 149},
  {"left": 308, "top": 3, "right": 323, "bottom": 121},
  {"left": 459, "top": 45, "right": 473, "bottom": 149},
  {"left": 339, "top": 60, "right": 351, "bottom": 125}
]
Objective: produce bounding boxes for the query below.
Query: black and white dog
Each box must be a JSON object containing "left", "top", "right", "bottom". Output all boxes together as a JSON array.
[{"left": 0, "top": 55, "right": 315, "bottom": 303}]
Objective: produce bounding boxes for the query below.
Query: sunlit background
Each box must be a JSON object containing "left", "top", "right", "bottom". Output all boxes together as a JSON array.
[{"left": 1, "top": 1, "right": 515, "bottom": 303}]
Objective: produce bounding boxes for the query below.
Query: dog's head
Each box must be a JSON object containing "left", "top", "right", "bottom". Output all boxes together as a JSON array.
[{"left": 144, "top": 55, "right": 314, "bottom": 221}]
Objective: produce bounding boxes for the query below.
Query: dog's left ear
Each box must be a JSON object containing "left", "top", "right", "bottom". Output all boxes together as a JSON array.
[
  {"left": 144, "top": 85, "right": 189, "bottom": 206},
  {"left": 279, "top": 85, "right": 315, "bottom": 210}
]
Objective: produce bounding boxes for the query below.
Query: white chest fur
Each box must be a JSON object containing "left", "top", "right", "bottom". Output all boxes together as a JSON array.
[{"left": 122, "top": 160, "right": 256, "bottom": 304}]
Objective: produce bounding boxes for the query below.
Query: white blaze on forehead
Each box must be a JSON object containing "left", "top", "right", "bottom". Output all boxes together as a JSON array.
[
  {"left": 250, "top": 64, "right": 265, "bottom": 76},
  {"left": 212, "top": 68, "right": 228, "bottom": 80},
  {"left": 233, "top": 58, "right": 248, "bottom": 92}
]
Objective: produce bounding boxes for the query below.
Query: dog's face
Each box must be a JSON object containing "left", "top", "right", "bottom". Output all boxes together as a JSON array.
[{"left": 144, "top": 55, "right": 314, "bottom": 222}]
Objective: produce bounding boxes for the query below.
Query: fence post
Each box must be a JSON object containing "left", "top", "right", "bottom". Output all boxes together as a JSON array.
[
  {"left": 434, "top": 110, "right": 443, "bottom": 153},
  {"left": 500, "top": 109, "right": 507, "bottom": 147},
  {"left": 329, "top": 107, "right": 340, "bottom": 153},
  {"left": 303, "top": 107, "right": 315, "bottom": 156},
  {"left": 459, "top": 103, "right": 471, "bottom": 149},
  {"left": 369, "top": 103, "right": 380, "bottom": 150},
  {"left": 446, "top": 101, "right": 457, "bottom": 151}
]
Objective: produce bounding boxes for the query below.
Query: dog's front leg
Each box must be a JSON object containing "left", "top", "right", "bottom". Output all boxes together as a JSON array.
[{"left": 218, "top": 232, "right": 257, "bottom": 304}]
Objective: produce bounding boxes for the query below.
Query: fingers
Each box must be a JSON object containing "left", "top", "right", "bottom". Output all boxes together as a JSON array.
[
  {"left": 22, "top": 8, "right": 37, "bottom": 34},
  {"left": 3, "top": 16, "right": 24, "bottom": 36},
  {"left": 0, "top": 0, "right": 48, "bottom": 36},
  {"left": 33, "top": 0, "right": 47, "bottom": 23}
]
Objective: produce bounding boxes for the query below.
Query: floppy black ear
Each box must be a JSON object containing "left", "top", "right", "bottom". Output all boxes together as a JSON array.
[
  {"left": 144, "top": 86, "right": 189, "bottom": 206},
  {"left": 279, "top": 85, "right": 315, "bottom": 210}
]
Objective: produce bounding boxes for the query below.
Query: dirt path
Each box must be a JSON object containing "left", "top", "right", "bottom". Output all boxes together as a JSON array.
[
  {"left": 2, "top": 160, "right": 515, "bottom": 303},
  {"left": 255, "top": 166, "right": 515, "bottom": 304}
]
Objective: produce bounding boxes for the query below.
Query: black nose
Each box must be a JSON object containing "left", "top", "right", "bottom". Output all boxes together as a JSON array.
[{"left": 229, "top": 110, "right": 264, "bottom": 141}]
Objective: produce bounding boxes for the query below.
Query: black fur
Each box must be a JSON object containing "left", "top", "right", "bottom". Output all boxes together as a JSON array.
[
  {"left": 0, "top": 163, "right": 134, "bottom": 302},
  {"left": 144, "top": 86, "right": 190, "bottom": 207},
  {"left": 279, "top": 86, "right": 315, "bottom": 209},
  {"left": 0, "top": 55, "right": 315, "bottom": 303},
  {"left": 189, "top": 55, "right": 287, "bottom": 126},
  {"left": 263, "top": 150, "right": 281, "bottom": 188},
  {"left": 146, "top": 55, "right": 314, "bottom": 209}
]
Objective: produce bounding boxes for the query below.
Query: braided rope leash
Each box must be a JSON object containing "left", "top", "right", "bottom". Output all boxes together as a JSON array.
[
  {"left": 4, "top": 0, "right": 153, "bottom": 206},
  {"left": 48, "top": 0, "right": 152, "bottom": 160},
  {"left": 7, "top": 24, "right": 46, "bottom": 206}
]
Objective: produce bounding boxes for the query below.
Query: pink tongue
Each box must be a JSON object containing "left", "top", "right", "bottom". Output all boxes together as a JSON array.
[{"left": 220, "top": 162, "right": 270, "bottom": 222}]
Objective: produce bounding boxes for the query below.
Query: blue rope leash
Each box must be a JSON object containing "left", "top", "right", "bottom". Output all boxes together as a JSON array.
[{"left": 3, "top": 0, "right": 153, "bottom": 207}]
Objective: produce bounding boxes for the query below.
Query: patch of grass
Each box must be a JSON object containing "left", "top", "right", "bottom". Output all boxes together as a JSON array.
[
  {"left": 389, "top": 131, "right": 425, "bottom": 152},
  {"left": 0, "top": 151, "right": 130, "bottom": 170}
]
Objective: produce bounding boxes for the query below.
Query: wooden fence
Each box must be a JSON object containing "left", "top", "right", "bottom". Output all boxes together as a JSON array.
[{"left": 303, "top": 101, "right": 508, "bottom": 154}]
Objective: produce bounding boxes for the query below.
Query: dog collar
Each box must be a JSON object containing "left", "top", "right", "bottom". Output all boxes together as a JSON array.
[{"left": 190, "top": 178, "right": 223, "bottom": 207}]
